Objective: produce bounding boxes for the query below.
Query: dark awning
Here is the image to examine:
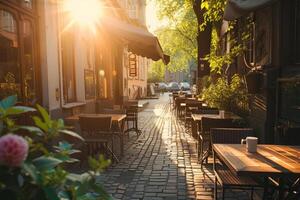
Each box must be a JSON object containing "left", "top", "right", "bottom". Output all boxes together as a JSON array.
[
  {"left": 100, "top": 16, "right": 169, "bottom": 64},
  {"left": 224, "top": 0, "right": 277, "bottom": 21}
]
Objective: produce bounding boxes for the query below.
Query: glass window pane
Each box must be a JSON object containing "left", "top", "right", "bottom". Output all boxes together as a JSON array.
[
  {"left": 0, "top": 10, "right": 21, "bottom": 99},
  {"left": 23, "top": 20, "right": 35, "bottom": 100},
  {"left": 61, "top": 31, "right": 76, "bottom": 103},
  {"left": 22, "top": 0, "right": 33, "bottom": 9},
  {"left": 295, "top": 1, "right": 300, "bottom": 63}
]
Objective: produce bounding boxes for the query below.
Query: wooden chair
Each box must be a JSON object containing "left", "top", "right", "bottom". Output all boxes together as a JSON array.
[
  {"left": 184, "top": 99, "right": 203, "bottom": 128},
  {"left": 79, "top": 116, "right": 118, "bottom": 162},
  {"left": 199, "top": 117, "right": 240, "bottom": 167},
  {"left": 175, "top": 97, "right": 186, "bottom": 118},
  {"left": 211, "top": 128, "right": 262, "bottom": 200},
  {"left": 124, "top": 102, "right": 140, "bottom": 137}
]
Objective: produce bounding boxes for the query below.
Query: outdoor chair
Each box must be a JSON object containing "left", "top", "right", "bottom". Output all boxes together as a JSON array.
[
  {"left": 265, "top": 174, "right": 300, "bottom": 199},
  {"left": 184, "top": 99, "right": 203, "bottom": 128},
  {"left": 193, "top": 107, "right": 219, "bottom": 115},
  {"left": 102, "top": 108, "right": 126, "bottom": 133},
  {"left": 175, "top": 97, "right": 186, "bottom": 118},
  {"left": 199, "top": 117, "right": 241, "bottom": 167},
  {"left": 124, "top": 102, "right": 140, "bottom": 137},
  {"left": 79, "top": 116, "right": 118, "bottom": 162},
  {"left": 211, "top": 128, "right": 262, "bottom": 200},
  {"left": 172, "top": 93, "right": 179, "bottom": 109}
]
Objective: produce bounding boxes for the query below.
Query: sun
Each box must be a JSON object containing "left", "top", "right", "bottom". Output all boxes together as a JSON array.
[{"left": 63, "top": 0, "right": 102, "bottom": 33}]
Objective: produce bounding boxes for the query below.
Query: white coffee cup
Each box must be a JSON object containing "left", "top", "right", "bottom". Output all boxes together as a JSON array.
[{"left": 241, "top": 137, "right": 258, "bottom": 153}]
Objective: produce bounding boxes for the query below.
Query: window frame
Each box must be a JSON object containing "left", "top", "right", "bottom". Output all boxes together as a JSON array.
[{"left": 0, "top": 0, "right": 40, "bottom": 103}]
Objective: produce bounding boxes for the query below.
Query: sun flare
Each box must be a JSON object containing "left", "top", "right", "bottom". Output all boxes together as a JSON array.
[{"left": 63, "top": 0, "right": 102, "bottom": 32}]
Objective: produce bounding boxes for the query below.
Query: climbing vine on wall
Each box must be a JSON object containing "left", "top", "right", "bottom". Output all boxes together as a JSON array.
[{"left": 199, "top": 0, "right": 253, "bottom": 74}]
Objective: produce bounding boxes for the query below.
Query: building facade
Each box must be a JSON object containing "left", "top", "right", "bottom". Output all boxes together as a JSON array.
[
  {"left": 0, "top": 0, "right": 166, "bottom": 118},
  {"left": 118, "top": 0, "right": 150, "bottom": 99},
  {"left": 220, "top": 0, "right": 300, "bottom": 144}
]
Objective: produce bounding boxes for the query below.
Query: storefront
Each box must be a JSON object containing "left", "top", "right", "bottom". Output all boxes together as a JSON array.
[{"left": 0, "top": 0, "right": 40, "bottom": 104}]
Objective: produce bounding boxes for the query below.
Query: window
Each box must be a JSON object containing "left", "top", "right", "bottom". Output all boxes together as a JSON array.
[
  {"left": 127, "top": 0, "right": 137, "bottom": 19},
  {"left": 0, "top": 10, "right": 21, "bottom": 99},
  {"left": 293, "top": 0, "right": 300, "bottom": 63},
  {"left": 61, "top": 13, "right": 76, "bottom": 103},
  {"left": 22, "top": 0, "right": 32, "bottom": 9},
  {"left": 0, "top": 1, "right": 38, "bottom": 102}
]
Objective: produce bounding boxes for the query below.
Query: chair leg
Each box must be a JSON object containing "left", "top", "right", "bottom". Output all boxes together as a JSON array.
[
  {"left": 200, "top": 140, "right": 204, "bottom": 169},
  {"left": 214, "top": 176, "right": 218, "bottom": 200},
  {"left": 251, "top": 188, "right": 254, "bottom": 200},
  {"left": 222, "top": 188, "right": 225, "bottom": 200}
]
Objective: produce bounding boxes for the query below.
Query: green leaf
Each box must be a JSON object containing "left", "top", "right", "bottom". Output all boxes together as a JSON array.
[
  {"left": 90, "top": 183, "right": 112, "bottom": 200},
  {"left": 6, "top": 106, "right": 36, "bottom": 115},
  {"left": 36, "top": 104, "right": 51, "bottom": 125},
  {"left": 0, "top": 95, "right": 17, "bottom": 109},
  {"left": 16, "top": 126, "right": 43, "bottom": 135},
  {"left": 66, "top": 173, "right": 91, "bottom": 184},
  {"left": 33, "top": 116, "right": 48, "bottom": 132},
  {"left": 43, "top": 187, "right": 60, "bottom": 200},
  {"left": 33, "top": 156, "right": 62, "bottom": 171},
  {"left": 58, "top": 191, "right": 71, "bottom": 200},
  {"left": 22, "top": 162, "right": 41, "bottom": 184},
  {"left": 59, "top": 130, "right": 84, "bottom": 141}
]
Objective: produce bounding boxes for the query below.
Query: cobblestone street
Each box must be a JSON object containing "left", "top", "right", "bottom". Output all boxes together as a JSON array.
[{"left": 98, "top": 94, "right": 258, "bottom": 200}]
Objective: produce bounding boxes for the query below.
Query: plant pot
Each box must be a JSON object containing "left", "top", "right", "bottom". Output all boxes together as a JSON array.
[{"left": 246, "top": 70, "right": 263, "bottom": 94}]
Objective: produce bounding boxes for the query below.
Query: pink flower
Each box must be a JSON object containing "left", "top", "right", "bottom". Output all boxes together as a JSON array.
[{"left": 0, "top": 134, "right": 29, "bottom": 167}]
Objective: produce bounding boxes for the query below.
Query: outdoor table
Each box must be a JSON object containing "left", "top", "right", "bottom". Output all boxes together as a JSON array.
[
  {"left": 65, "top": 113, "right": 127, "bottom": 156},
  {"left": 213, "top": 144, "right": 300, "bottom": 199},
  {"left": 191, "top": 112, "right": 242, "bottom": 121},
  {"left": 192, "top": 112, "right": 243, "bottom": 164},
  {"left": 191, "top": 112, "right": 242, "bottom": 138}
]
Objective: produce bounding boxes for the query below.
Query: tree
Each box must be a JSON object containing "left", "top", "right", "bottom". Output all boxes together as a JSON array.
[{"left": 149, "top": 0, "right": 197, "bottom": 76}]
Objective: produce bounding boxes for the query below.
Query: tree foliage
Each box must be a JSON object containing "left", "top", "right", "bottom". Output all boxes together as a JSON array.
[{"left": 149, "top": 0, "right": 197, "bottom": 75}]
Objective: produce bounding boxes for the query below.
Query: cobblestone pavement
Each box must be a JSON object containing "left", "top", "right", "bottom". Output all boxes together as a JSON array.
[{"left": 97, "top": 93, "right": 261, "bottom": 200}]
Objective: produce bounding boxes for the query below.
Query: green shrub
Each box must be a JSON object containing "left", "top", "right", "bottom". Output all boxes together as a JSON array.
[
  {"left": 0, "top": 95, "right": 111, "bottom": 200},
  {"left": 201, "top": 74, "right": 249, "bottom": 116}
]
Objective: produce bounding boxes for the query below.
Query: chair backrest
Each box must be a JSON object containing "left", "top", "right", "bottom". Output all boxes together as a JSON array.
[
  {"left": 185, "top": 94, "right": 193, "bottom": 98},
  {"left": 102, "top": 108, "right": 125, "bottom": 114},
  {"left": 192, "top": 107, "right": 219, "bottom": 115},
  {"left": 201, "top": 117, "right": 241, "bottom": 133},
  {"left": 79, "top": 116, "right": 112, "bottom": 133},
  {"left": 211, "top": 128, "right": 254, "bottom": 144},
  {"left": 175, "top": 97, "right": 186, "bottom": 105}
]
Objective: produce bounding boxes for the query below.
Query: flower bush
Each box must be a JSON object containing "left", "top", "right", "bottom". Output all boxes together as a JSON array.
[
  {"left": 0, "top": 134, "right": 29, "bottom": 167},
  {"left": 0, "top": 95, "right": 111, "bottom": 200},
  {"left": 201, "top": 74, "right": 250, "bottom": 117}
]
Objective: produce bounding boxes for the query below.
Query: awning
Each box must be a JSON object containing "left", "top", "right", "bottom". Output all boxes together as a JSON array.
[
  {"left": 100, "top": 16, "right": 170, "bottom": 64},
  {"left": 224, "top": 0, "right": 277, "bottom": 21}
]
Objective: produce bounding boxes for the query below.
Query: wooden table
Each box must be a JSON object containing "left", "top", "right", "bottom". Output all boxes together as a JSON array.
[
  {"left": 213, "top": 144, "right": 300, "bottom": 199},
  {"left": 190, "top": 112, "right": 241, "bottom": 139},
  {"left": 65, "top": 113, "right": 126, "bottom": 122},
  {"left": 191, "top": 112, "right": 242, "bottom": 121},
  {"left": 65, "top": 113, "right": 127, "bottom": 157}
]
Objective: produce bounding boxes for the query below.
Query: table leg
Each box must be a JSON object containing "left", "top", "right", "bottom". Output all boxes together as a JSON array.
[
  {"left": 278, "top": 178, "right": 285, "bottom": 200},
  {"left": 120, "top": 119, "right": 125, "bottom": 156}
]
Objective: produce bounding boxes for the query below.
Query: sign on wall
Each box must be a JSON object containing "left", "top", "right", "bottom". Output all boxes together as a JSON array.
[{"left": 129, "top": 53, "right": 137, "bottom": 77}]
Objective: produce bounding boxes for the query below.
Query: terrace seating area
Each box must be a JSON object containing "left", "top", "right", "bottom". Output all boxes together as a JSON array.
[{"left": 66, "top": 93, "right": 299, "bottom": 200}]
